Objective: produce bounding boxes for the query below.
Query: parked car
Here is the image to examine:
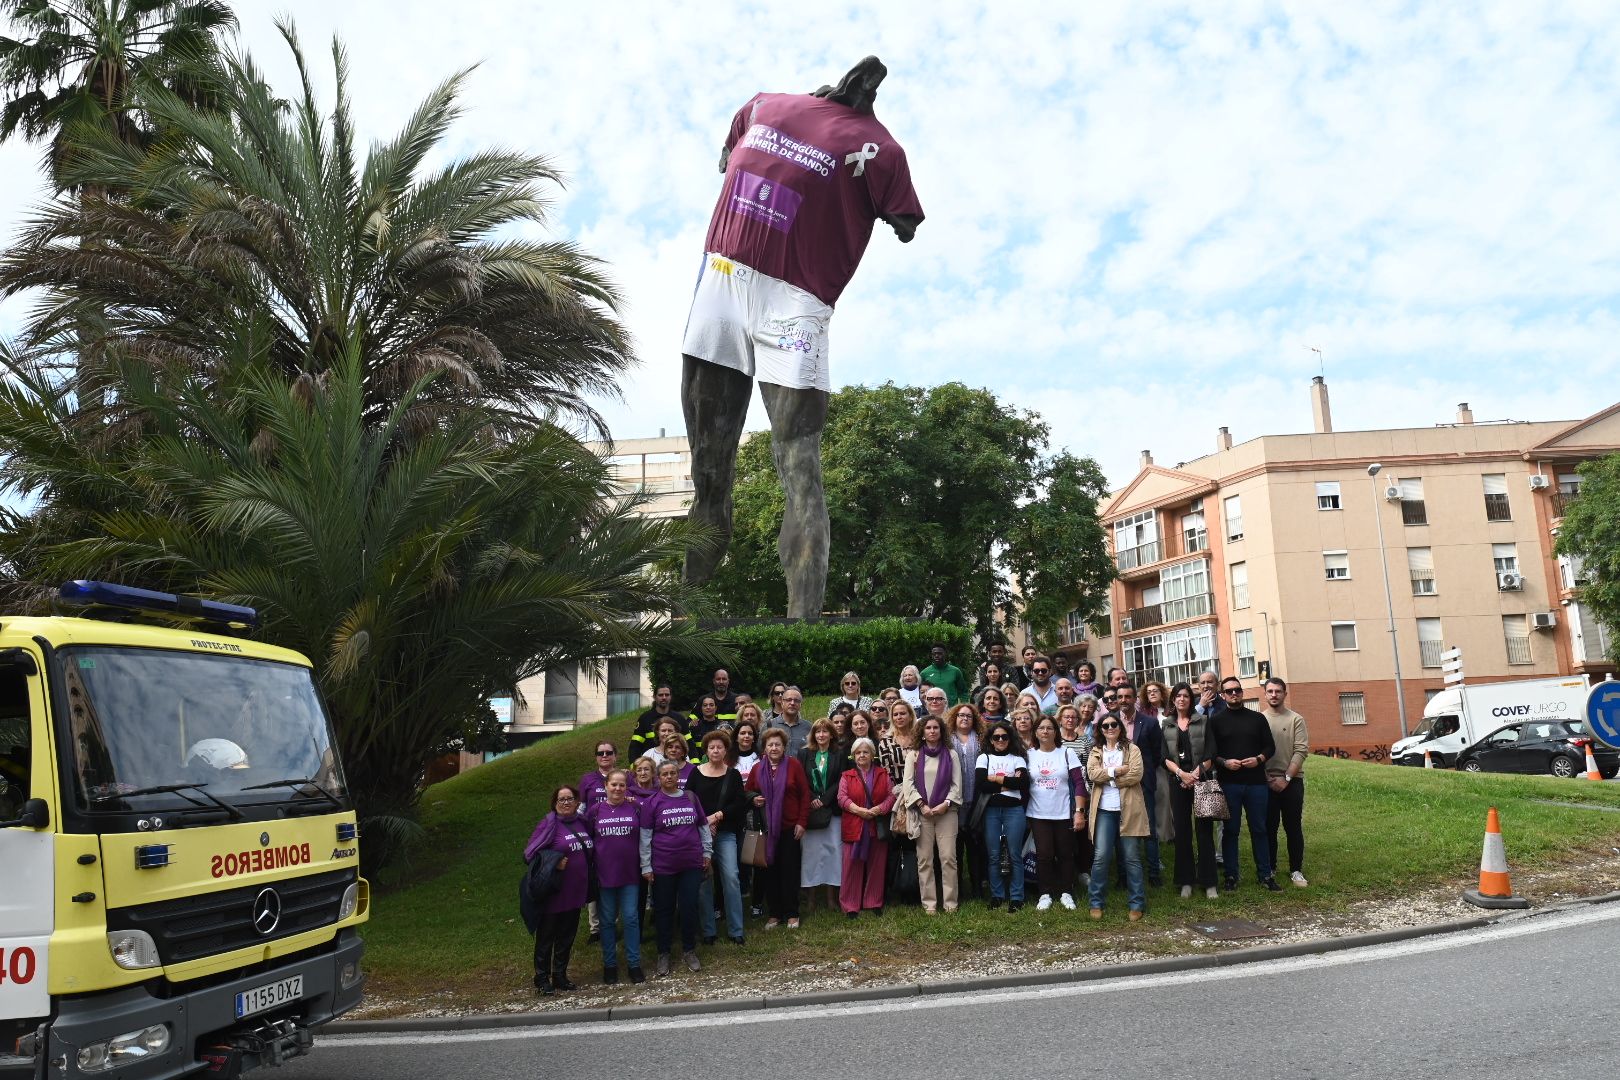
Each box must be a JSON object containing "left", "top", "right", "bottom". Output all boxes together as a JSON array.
[{"left": 1454, "top": 720, "right": 1620, "bottom": 779}]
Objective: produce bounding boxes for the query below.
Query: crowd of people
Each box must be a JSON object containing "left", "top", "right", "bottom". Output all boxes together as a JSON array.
[{"left": 521, "top": 643, "right": 1312, "bottom": 994}]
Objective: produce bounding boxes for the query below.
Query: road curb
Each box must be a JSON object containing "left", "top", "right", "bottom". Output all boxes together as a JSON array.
[{"left": 329, "top": 894, "right": 1619, "bottom": 1033}]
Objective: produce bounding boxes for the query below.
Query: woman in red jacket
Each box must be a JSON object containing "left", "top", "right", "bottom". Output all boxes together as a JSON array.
[
  {"left": 836, "top": 737, "right": 895, "bottom": 917},
  {"left": 745, "top": 726, "right": 810, "bottom": 929}
]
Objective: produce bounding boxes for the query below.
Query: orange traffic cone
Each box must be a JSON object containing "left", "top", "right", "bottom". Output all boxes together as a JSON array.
[
  {"left": 1424, "top": 750, "right": 1436, "bottom": 769},
  {"left": 1582, "top": 742, "right": 1602, "bottom": 781},
  {"left": 1462, "top": 806, "right": 1529, "bottom": 909}
]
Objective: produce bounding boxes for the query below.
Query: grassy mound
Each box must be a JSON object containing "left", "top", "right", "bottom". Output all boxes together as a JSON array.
[{"left": 360, "top": 706, "right": 1620, "bottom": 1004}]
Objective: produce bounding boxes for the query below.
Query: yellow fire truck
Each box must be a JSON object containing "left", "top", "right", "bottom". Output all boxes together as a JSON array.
[{"left": 1, "top": 582, "right": 368, "bottom": 1079}]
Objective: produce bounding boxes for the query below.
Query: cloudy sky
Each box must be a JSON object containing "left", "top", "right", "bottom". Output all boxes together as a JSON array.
[{"left": 3, "top": 0, "right": 1617, "bottom": 486}]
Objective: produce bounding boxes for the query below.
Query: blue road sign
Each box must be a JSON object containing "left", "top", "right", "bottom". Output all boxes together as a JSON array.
[{"left": 1585, "top": 682, "right": 1620, "bottom": 750}]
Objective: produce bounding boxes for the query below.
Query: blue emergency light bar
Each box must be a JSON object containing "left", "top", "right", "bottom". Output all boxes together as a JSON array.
[{"left": 58, "top": 581, "right": 259, "bottom": 630}]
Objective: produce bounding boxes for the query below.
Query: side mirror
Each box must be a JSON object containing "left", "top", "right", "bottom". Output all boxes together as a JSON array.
[
  {"left": 0, "top": 647, "right": 38, "bottom": 675},
  {"left": 0, "top": 798, "right": 49, "bottom": 830}
]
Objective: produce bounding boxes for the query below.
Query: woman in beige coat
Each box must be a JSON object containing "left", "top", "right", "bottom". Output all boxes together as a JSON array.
[
  {"left": 1085, "top": 715, "right": 1148, "bottom": 920},
  {"left": 902, "top": 713, "right": 964, "bottom": 913}
]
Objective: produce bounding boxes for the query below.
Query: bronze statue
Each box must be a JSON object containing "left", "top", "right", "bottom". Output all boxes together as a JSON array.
[{"left": 680, "top": 57, "right": 924, "bottom": 618}]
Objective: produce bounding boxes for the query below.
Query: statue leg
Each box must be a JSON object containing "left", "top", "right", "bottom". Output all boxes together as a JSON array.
[
  {"left": 759, "top": 382, "right": 830, "bottom": 619},
  {"left": 681, "top": 354, "right": 753, "bottom": 586}
]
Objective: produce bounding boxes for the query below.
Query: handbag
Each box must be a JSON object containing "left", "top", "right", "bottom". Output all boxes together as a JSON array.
[
  {"left": 966, "top": 789, "right": 993, "bottom": 834},
  {"left": 1192, "top": 777, "right": 1230, "bottom": 821},
  {"left": 740, "top": 807, "right": 770, "bottom": 867}
]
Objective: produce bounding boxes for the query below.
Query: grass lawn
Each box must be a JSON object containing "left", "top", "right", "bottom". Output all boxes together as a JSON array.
[{"left": 359, "top": 701, "right": 1620, "bottom": 1005}]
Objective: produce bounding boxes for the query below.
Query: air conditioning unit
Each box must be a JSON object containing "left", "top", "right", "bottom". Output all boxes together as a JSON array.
[
  {"left": 1531, "top": 611, "right": 1558, "bottom": 630},
  {"left": 1383, "top": 485, "right": 1402, "bottom": 501},
  {"left": 1528, "top": 474, "right": 1550, "bottom": 490},
  {"left": 1497, "top": 571, "right": 1523, "bottom": 591}
]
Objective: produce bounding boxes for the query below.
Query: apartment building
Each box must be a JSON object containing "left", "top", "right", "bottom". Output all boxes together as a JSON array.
[{"left": 1060, "top": 382, "right": 1617, "bottom": 755}]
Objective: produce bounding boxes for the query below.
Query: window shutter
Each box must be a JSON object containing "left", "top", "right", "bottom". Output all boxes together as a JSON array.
[{"left": 1481, "top": 474, "right": 1508, "bottom": 495}]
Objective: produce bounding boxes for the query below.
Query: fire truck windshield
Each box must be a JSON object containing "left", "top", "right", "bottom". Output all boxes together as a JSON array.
[{"left": 58, "top": 647, "right": 346, "bottom": 812}]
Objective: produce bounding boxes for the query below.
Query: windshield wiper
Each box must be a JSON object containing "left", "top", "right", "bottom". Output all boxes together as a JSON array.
[
  {"left": 240, "top": 777, "right": 342, "bottom": 806},
  {"left": 92, "top": 782, "right": 244, "bottom": 821}
]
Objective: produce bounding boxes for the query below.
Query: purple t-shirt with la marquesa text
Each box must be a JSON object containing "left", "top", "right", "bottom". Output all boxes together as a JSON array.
[
  {"left": 638, "top": 789, "right": 707, "bottom": 875},
  {"left": 522, "top": 812, "right": 593, "bottom": 914},
  {"left": 587, "top": 799, "right": 642, "bottom": 888}
]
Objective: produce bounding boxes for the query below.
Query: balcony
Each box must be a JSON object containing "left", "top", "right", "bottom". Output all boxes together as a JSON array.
[
  {"left": 1419, "top": 639, "right": 1444, "bottom": 668},
  {"left": 1114, "top": 539, "right": 1163, "bottom": 574},
  {"left": 1124, "top": 592, "right": 1213, "bottom": 632},
  {"left": 1551, "top": 490, "right": 1578, "bottom": 520}
]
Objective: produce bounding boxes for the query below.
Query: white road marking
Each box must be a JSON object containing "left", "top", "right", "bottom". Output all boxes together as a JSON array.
[{"left": 330, "top": 903, "right": 1620, "bottom": 1046}]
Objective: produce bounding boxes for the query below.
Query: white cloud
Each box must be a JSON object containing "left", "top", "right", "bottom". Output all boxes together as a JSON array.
[{"left": 0, "top": 0, "right": 1615, "bottom": 489}]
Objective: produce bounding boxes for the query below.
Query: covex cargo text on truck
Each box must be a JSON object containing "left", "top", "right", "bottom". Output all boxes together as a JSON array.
[
  {"left": 0, "top": 582, "right": 369, "bottom": 1079},
  {"left": 1390, "top": 674, "right": 1591, "bottom": 768}
]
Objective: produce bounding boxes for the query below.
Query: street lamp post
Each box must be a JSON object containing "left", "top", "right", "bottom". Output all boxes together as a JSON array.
[{"left": 1367, "top": 463, "right": 1409, "bottom": 739}]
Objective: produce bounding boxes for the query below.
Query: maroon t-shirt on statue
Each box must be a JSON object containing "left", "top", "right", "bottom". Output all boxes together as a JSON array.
[{"left": 703, "top": 92, "right": 925, "bottom": 307}]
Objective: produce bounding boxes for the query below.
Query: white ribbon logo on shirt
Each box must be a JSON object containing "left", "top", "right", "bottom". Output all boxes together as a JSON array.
[{"left": 845, "top": 142, "right": 880, "bottom": 176}]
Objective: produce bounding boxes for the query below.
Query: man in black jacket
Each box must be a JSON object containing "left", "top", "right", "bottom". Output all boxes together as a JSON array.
[
  {"left": 1207, "top": 676, "right": 1279, "bottom": 892},
  {"left": 630, "top": 685, "right": 679, "bottom": 757}
]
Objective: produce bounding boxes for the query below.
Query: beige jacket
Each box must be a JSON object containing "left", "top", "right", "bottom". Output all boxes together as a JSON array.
[
  {"left": 1085, "top": 742, "right": 1149, "bottom": 838},
  {"left": 901, "top": 745, "right": 964, "bottom": 808}
]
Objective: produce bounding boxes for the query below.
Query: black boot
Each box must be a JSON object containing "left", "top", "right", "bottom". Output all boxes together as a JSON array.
[
  {"left": 534, "top": 974, "right": 553, "bottom": 996},
  {"left": 629, "top": 966, "right": 646, "bottom": 984},
  {"left": 552, "top": 969, "right": 578, "bottom": 992},
  {"left": 603, "top": 965, "right": 618, "bottom": 985}
]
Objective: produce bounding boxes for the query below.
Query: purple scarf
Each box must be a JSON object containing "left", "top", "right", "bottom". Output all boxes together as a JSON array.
[
  {"left": 852, "top": 767, "right": 878, "bottom": 861},
  {"left": 915, "top": 742, "right": 954, "bottom": 807},
  {"left": 756, "top": 755, "right": 789, "bottom": 859}
]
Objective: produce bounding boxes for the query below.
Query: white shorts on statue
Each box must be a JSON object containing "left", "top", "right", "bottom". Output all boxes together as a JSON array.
[{"left": 681, "top": 252, "right": 834, "bottom": 392}]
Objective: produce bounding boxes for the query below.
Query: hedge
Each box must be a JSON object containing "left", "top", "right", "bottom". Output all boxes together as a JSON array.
[{"left": 649, "top": 618, "right": 973, "bottom": 702}]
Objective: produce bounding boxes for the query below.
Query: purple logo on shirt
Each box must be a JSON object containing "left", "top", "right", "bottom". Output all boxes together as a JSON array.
[{"left": 731, "top": 170, "right": 802, "bottom": 233}]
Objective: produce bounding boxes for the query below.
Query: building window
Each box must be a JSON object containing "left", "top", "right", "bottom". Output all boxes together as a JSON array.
[
  {"left": 1223, "top": 495, "right": 1243, "bottom": 541},
  {"left": 1557, "top": 472, "right": 1582, "bottom": 496},
  {"left": 1315, "top": 480, "right": 1341, "bottom": 511},
  {"left": 1182, "top": 503, "right": 1207, "bottom": 554},
  {"left": 1398, "top": 478, "right": 1427, "bottom": 525},
  {"left": 1339, "top": 692, "right": 1368, "bottom": 726},
  {"left": 1407, "top": 547, "right": 1436, "bottom": 595},
  {"left": 1559, "top": 553, "right": 1590, "bottom": 590},
  {"left": 1113, "top": 509, "right": 1162, "bottom": 570},
  {"left": 1482, "top": 474, "right": 1511, "bottom": 521},
  {"left": 543, "top": 662, "right": 579, "bottom": 724},
  {"left": 607, "top": 656, "right": 643, "bottom": 716},
  {"left": 1571, "top": 602, "right": 1613, "bottom": 664},
  {"left": 1099, "top": 654, "right": 1115, "bottom": 680},
  {"left": 1229, "top": 561, "right": 1249, "bottom": 609},
  {"left": 1065, "top": 609, "right": 1089, "bottom": 645},
  {"left": 1491, "top": 543, "right": 1518, "bottom": 576},
  {"left": 1331, "top": 622, "right": 1358, "bottom": 651},
  {"left": 1503, "top": 615, "right": 1532, "bottom": 665},
  {"left": 1417, "top": 618, "right": 1443, "bottom": 668},
  {"left": 1159, "top": 558, "right": 1212, "bottom": 622},
  {"left": 1122, "top": 623, "right": 1218, "bottom": 688},
  {"left": 1324, "top": 550, "right": 1350, "bottom": 580},
  {"left": 1235, "top": 628, "right": 1256, "bottom": 679},
  {"left": 1424, "top": 689, "right": 1444, "bottom": 704}
]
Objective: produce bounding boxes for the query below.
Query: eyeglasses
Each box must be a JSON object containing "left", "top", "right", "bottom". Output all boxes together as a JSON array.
[
  {"left": 1033, "top": 668, "right": 1049, "bottom": 675},
  {"left": 871, "top": 706, "right": 888, "bottom": 713},
  {"left": 556, "top": 795, "right": 578, "bottom": 803},
  {"left": 596, "top": 749, "right": 615, "bottom": 757},
  {"left": 1221, "top": 687, "right": 1243, "bottom": 696},
  {"left": 1100, "top": 722, "right": 1122, "bottom": 730},
  {"left": 990, "top": 732, "right": 1010, "bottom": 741}
]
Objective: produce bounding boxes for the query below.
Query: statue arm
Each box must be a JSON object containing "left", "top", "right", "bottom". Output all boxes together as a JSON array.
[{"left": 881, "top": 212, "right": 921, "bottom": 243}]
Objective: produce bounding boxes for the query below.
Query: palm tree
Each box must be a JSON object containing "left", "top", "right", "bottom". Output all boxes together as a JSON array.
[
  {"left": 0, "top": 332, "right": 724, "bottom": 817},
  {"left": 0, "top": 0, "right": 236, "bottom": 186},
  {"left": 2, "top": 19, "right": 632, "bottom": 433}
]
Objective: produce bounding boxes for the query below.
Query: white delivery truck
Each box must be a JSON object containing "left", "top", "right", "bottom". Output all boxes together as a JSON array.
[{"left": 1391, "top": 675, "right": 1591, "bottom": 767}]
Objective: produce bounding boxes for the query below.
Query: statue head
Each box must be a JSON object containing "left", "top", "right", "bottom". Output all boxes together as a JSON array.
[{"left": 812, "top": 56, "right": 887, "bottom": 115}]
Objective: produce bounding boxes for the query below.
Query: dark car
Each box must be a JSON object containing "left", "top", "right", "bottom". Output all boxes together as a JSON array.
[{"left": 1455, "top": 720, "right": 1620, "bottom": 779}]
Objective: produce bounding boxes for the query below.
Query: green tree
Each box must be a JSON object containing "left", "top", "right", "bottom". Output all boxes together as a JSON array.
[
  {"left": 2, "top": 20, "right": 628, "bottom": 431},
  {"left": 0, "top": 26, "right": 724, "bottom": 817},
  {"left": 706, "top": 382, "right": 1114, "bottom": 641},
  {"left": 1554, "top": 455, "right": 1620, "bottom": 660},
  {"left": 0, "top": 0, "right": 235, "bottom": 186}
]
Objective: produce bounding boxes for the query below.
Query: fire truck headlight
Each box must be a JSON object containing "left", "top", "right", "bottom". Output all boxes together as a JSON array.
[{"left": 106, "top": 929, "right": 161, "bottom": 969}]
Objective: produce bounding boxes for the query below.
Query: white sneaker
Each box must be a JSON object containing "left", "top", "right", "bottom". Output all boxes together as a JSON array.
[
  {"left": 1058, "top": 893, "right": 1076, "bottom": 910},
  {"left": 1035, "top": 894, "right": 1053, "bottom": 911},
  {"left": 1205, "top": 886, "right": 1219, "bottom": 899},
  {"left": 1180, "top": 885, "right": 1192, "bottom": 899},
  {"left": 1290, "top": 870, "right": 1309, "bottom": 888}
]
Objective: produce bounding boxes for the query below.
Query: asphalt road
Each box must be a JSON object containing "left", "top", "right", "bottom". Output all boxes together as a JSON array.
[{"left": 285, "top": 901, "right": 1620, "bottom": 1080}]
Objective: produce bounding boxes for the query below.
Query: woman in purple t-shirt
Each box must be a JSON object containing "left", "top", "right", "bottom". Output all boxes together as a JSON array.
[
  {"left": 639, "top": 760, "right": 713, "bottom": 977},
  {"left": 523, "top": 785, "right": 594, "bottom": 994},
  {"left": 587, "top": 770, "right": 644, "bottom": 985}
]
